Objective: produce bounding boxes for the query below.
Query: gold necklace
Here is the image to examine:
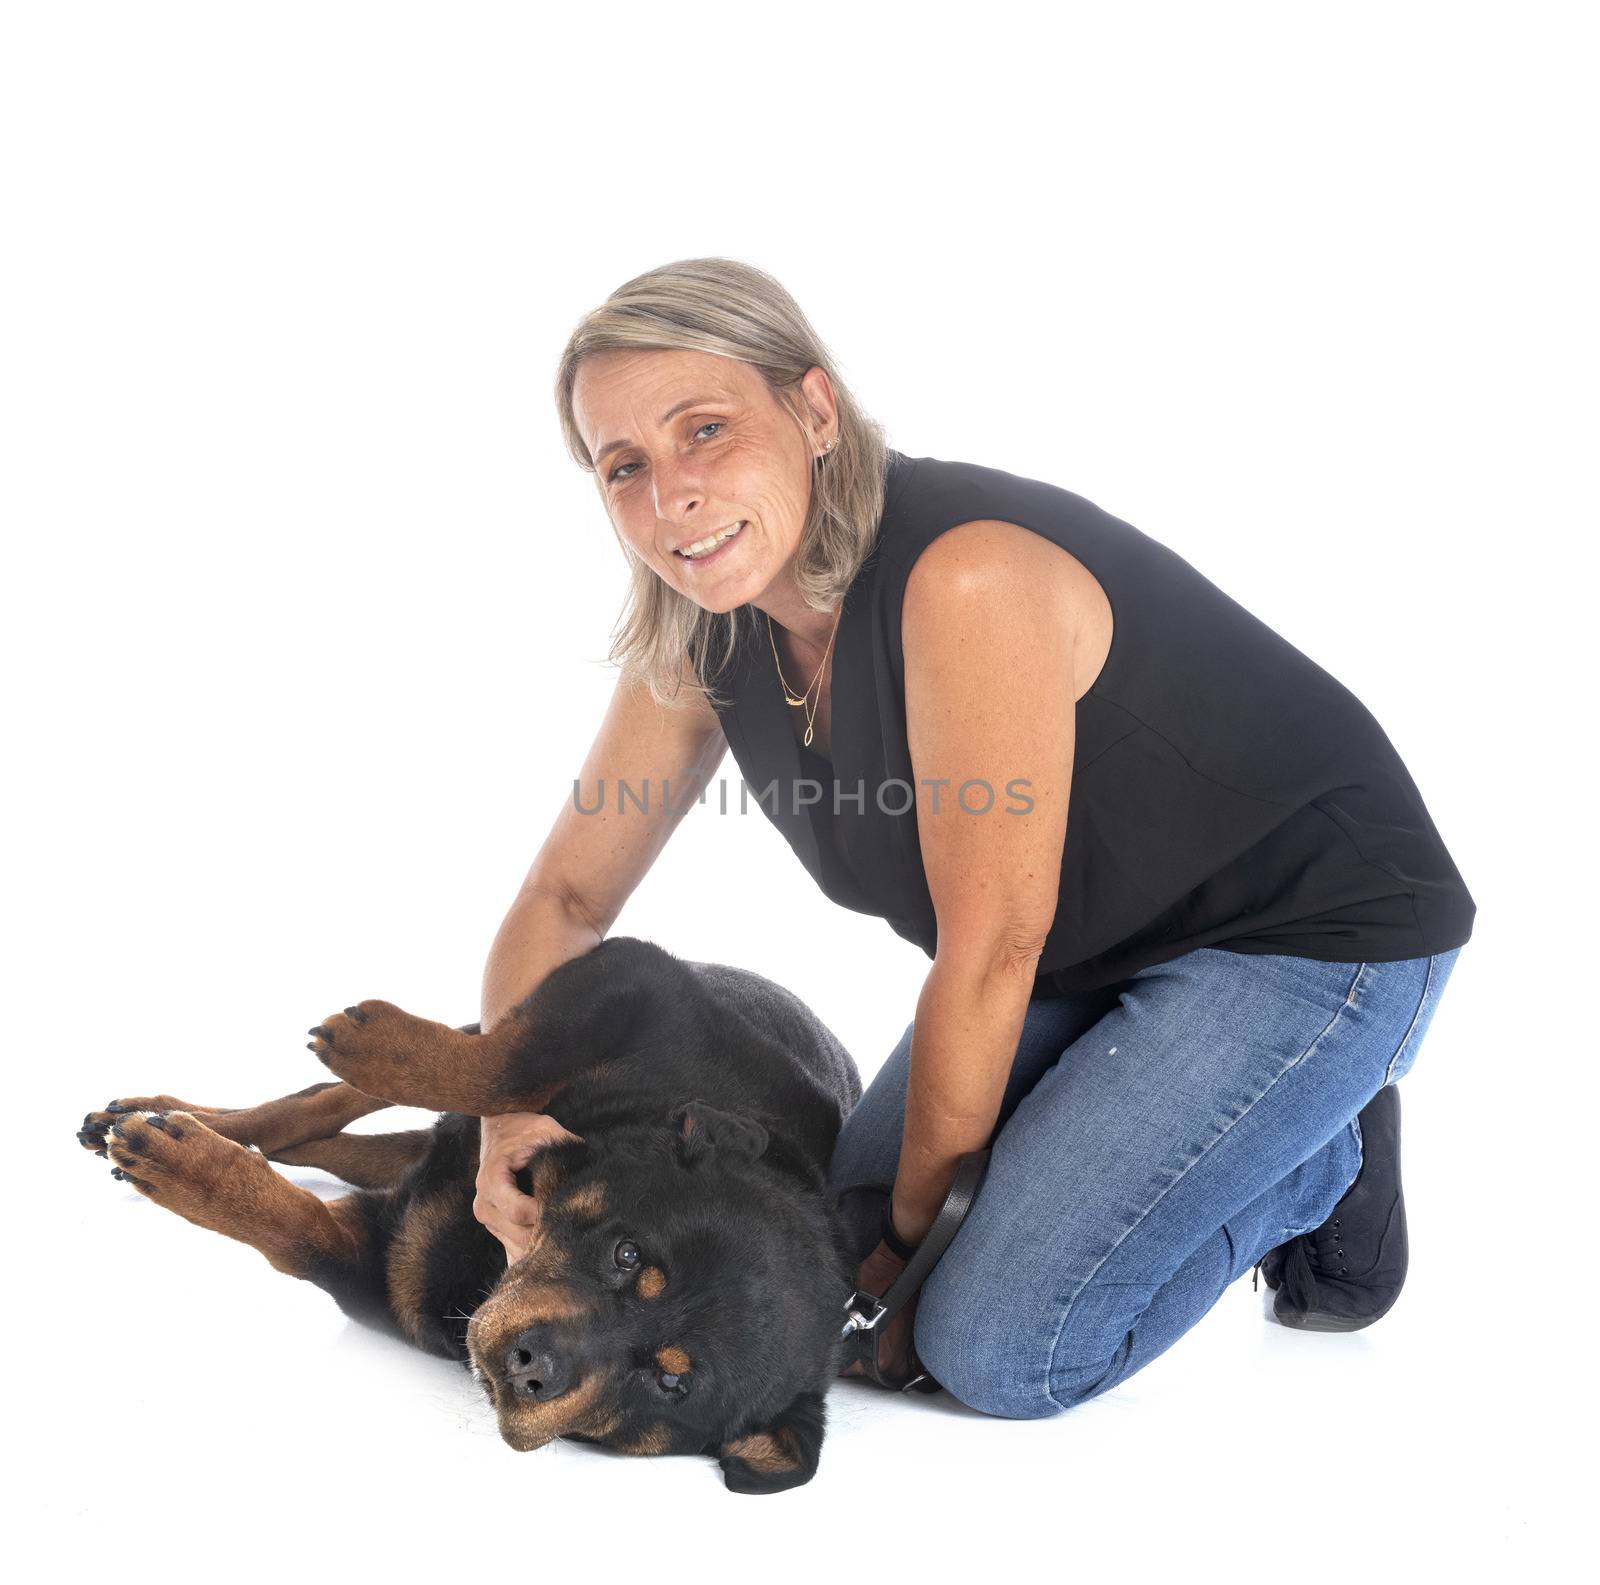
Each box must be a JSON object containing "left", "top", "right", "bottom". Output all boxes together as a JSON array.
[{"left": 767, "top": 603, "right": 843, "bottom": 749}]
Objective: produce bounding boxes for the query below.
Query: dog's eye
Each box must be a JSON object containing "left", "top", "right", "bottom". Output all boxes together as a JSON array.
[
  {"left": 614, "top": 1239, "right": 641, "bottom": 1270},
  {"left": 656, "top": 1370, "right": 690, "bottom": 1396}
]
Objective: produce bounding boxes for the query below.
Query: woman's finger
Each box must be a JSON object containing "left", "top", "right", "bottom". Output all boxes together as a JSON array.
[
  {"left": 473, "top": 1113, "right": 585, "bottom": 1258},
  {"left": 476, "top": 1199, "right": 534, "bottom": 1260},
  {"left": 493, "top": 1226, "right": 531, "bottom": 1263},
  {"left": 475, "top": 1182, "right": 541, "bottom": 1227},
  {"left": 491, "top": 1133, "right": 548, "bottom": 1174},
  {"left": 495, "top": 1191, "right": 543, "bottom": 1226}
]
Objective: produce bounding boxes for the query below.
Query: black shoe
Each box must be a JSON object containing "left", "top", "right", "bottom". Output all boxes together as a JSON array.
[{"left": 1252, "top": 1083, "right": 1409, "bottom": 1332}]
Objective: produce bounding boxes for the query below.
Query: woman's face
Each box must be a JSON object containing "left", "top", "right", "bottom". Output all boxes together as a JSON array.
[{"left": 571, "top": 347, "right": 833, "bottom": 614}]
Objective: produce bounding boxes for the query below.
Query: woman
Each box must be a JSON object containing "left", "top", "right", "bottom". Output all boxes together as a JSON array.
[{"left": 472, "top": 257, "right": 1475, "bottom": 1414}]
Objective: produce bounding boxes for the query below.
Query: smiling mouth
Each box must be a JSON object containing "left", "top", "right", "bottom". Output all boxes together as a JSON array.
[{"left": 674, "top": 521, "right": 746, "bottom": 560}]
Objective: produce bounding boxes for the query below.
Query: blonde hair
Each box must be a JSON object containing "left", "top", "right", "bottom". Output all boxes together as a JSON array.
[{"left": 553, "top": 257, "right": 891, "bottom": 711}]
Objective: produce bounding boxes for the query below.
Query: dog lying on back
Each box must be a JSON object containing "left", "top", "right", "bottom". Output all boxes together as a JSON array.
[{"left": 76, "top": 937, "right": 865, "bottom": 1493}]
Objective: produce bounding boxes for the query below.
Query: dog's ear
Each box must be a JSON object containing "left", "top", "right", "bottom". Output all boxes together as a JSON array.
[
  {"left": 511, "top": 1135, "right": 587, "bottom": 1196},
  {"left": 672, "top": 1101, "right": 769, "bottom": 1166},
  {"left": 717, "top": 1390, "right": 827, "bottom": 1495}
]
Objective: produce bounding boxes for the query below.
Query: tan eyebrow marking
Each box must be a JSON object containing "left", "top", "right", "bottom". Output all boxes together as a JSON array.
[
  {"left": 655, "top": 1344, "right": 691, "bottom": 1375},
  {"left": 558, "top": 1181, "right": 606, "bottom": 1219}
]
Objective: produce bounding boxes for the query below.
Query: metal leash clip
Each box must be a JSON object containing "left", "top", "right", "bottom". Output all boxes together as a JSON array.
[{"left": 840, "top": 1288, "right": 888, "bottom": 1338}]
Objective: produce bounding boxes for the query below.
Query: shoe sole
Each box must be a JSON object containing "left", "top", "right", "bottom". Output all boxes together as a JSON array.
[{"left": 1271, "top": 1291, "right": 1402, "bottom": 1332}]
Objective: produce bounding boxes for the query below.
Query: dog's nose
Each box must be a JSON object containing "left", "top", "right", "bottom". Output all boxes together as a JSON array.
[{"left": 503, "top": 1335, "right": 573, "bottom": 1402}]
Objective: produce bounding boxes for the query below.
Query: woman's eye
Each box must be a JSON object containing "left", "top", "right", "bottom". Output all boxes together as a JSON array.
[
  {"left": 656, "top": 1370, "right": 690, "bottom": 1396},
  {"left": 605, "top": 422, "right": 723, "bottom": 483},
  {"left": 614, "top": 1238, "right": 641, "bottom": 1270}
]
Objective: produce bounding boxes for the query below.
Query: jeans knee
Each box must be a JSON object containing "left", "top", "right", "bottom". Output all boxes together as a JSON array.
[
  {"left": 1046, "top": 1351, "right": 1123, "bottom": 1409},
  {"left": 912, "top": 1274, "right": 1136, "bottom": 1416},
  {"left": 911, "top": 1295, "right": 1066, "bottom": 1420}
]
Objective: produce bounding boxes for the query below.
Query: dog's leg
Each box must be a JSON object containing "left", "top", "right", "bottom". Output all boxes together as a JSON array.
[
  {"left": 269, "top": 1129, "right": 433, "bottom": 1190},
  {"left": 80, "top": 1080, "right": 392, "bottom": 1158},
  {"left": 307, "top": 941, "right": 706, "bottom": 1114},
  {"left": 103, "top": 1110, "right": 381, "bottom": 1286},
  {"left": 102, "top": 1113, "right": 486, "bottom": 1353},
  {"left": 306, "top": 1004, "right": 567, "bottom": 1114}
]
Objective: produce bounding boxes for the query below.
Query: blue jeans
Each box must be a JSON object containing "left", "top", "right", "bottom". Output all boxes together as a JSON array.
[{"left": 826, "top": 943, "right": 1464, "bottom": 1418}]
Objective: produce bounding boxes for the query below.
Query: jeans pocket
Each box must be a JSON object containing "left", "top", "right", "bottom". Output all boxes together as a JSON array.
[{"left": 1383, "top": 945, "right": 1463, "bottom": 1086}]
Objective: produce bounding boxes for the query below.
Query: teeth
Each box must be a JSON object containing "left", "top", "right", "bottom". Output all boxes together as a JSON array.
[{"left": 677, "top": 521, "right": 744, "bottom": 559}]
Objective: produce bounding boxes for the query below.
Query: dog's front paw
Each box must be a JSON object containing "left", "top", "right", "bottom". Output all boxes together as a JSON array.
[{"left": 307, "top": 1000, "right": 471, "bottom": 1107}]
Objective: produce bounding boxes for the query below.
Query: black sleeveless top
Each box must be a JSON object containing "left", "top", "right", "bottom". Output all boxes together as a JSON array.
[{"left": 694, "top": 450, "right": 1476, "bottom": 996}]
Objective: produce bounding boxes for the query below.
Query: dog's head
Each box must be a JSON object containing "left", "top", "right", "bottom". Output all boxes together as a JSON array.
[{"left": 466, "top": 1099, "right": 855, "bottom": 1494}]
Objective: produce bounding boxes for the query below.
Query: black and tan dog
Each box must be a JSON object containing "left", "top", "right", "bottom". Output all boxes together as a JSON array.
[{"left": 76, "top": 936, "right": 867, "bottom": 1493}]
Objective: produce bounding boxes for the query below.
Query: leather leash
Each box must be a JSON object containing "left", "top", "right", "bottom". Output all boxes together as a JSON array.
[{"left": 834, "top": 1147, "right": 990, "bottom": 1393}]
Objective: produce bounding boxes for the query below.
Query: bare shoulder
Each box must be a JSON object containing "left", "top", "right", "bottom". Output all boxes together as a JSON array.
[
  {"left": 903, "top": 518, "right": 1114, "bottom": 702},
  {"left": 903, "top": 518, "right": 1082, "bottom": 626}
]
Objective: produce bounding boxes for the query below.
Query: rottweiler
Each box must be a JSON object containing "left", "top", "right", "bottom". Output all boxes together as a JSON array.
[{"left": 75, "top": 936, "right": 868, "bottom": 1493}]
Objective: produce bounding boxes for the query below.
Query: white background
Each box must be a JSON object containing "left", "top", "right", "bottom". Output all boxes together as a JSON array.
[{"left": 7, "top": 2, "right": 1593, "bottom": 1579}]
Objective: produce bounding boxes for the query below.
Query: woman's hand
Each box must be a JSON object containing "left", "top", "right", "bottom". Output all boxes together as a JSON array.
[
  {"left": 475, "top": 1110, "right": 584, "bottom": 1263},
  {"left": 839, "top": 1238, "right": 919, "bottom": 1383}
]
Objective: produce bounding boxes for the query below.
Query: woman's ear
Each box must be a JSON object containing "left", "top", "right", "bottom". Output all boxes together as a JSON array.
[
  {"left": 672, "top": 1100, "right": 770, "bottom": 1166},
  {"left": 717, "top": 1389, "right": 828, "bottom": 1495}
]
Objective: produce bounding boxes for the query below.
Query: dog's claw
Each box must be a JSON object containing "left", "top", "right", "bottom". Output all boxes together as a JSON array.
[
  {"left": 146, "top": 1114, "right": 170, "bottom": 1132},
  {"left": 110, "top": 1167, "right": 125, "bottom": 1180},
  {"left": 343, "top": 1005, "right": 368, "bottom": 1025},
  {"left": 77, "top": 1128, "right": 109, "bottom": 1157}
]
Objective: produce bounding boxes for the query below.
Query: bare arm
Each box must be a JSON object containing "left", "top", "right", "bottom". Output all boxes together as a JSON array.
[
  {"left": 480, "top": 661, "right": 727, "bottom": 1028},
  {"left": 475, "top": 655, "right": 728, "bottom": 1257},
  {"left": 892, "top": 520, "right": 1078, "bottom": 1240},
  {"left": 839, "top": 519, "right": 1079, "bottom": 1385}
]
